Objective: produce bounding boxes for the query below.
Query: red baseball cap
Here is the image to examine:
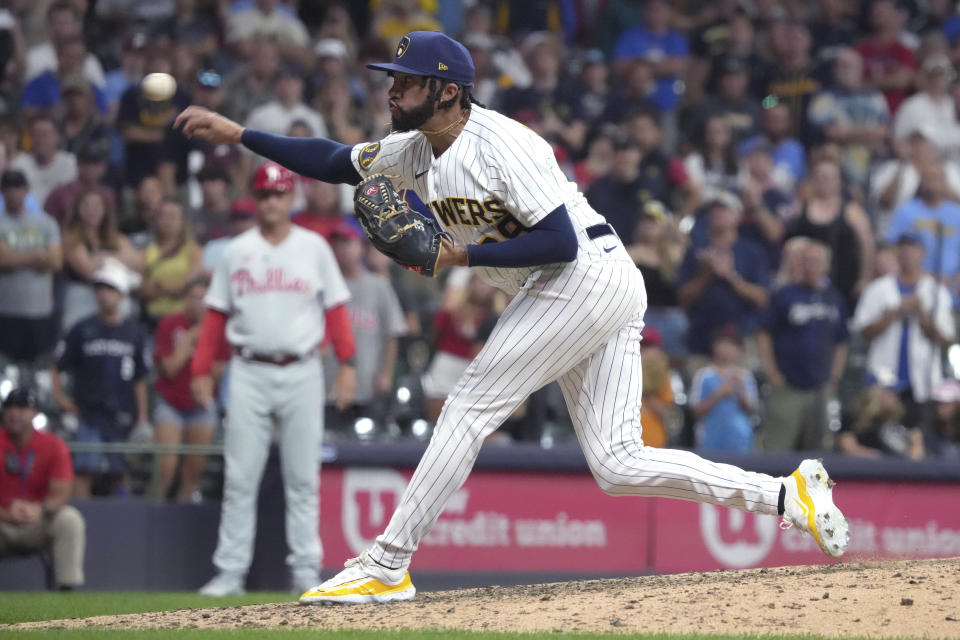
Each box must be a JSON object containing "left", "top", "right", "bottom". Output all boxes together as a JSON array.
[{"left": 253, "top": 162, "right": 296, "bottom": 193}]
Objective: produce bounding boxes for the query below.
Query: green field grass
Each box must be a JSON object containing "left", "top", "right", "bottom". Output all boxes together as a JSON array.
[{"left": 0, "top": 592, "right": 292, "bottom": 625}]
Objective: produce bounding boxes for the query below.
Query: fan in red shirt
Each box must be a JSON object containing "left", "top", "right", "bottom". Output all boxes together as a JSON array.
[
  {"left": 291, "top": 180, "right": 345, "bottom": 242},
  {"left": 856, "top": 0, "right": 917, "bottom": 113},
  {"left": 422, "top": 274, "right": 501, "bottom": 423},
  {"left": 0, "top": 388, "right": 85, "bottom": 589},
  {"left": 153, "top": 275, "right": 230, "bottom": 502}
]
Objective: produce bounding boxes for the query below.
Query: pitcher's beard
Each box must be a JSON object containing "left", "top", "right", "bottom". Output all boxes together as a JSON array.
[{"left": 391, "top": 97, "right": 438, "bottom": 132}]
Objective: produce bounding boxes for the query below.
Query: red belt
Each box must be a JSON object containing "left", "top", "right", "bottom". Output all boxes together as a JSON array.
[{"left": 233, "top": 347, "right": 305, "bottom": 366}]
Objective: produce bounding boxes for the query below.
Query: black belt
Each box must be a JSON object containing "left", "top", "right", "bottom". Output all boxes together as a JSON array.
[
  {"left": 233, "top": 347, "right": 306, "bottom": 366},
  {"left": 586, "top": 223, "right": 616, "bottom": 240}
]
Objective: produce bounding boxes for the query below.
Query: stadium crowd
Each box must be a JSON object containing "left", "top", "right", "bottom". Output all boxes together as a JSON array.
[{"left": 0, "top": 0, "right": 959, "bottom": 500}]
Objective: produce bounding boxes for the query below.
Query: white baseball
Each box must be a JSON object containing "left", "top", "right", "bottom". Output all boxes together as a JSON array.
[{"left": 141, "top": 72, "right": 177, "bottom": 102}]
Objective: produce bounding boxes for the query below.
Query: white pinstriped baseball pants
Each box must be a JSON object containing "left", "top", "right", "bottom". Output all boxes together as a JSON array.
[{"left": 368, "top": 254, "right": 783, "bottom": 571}]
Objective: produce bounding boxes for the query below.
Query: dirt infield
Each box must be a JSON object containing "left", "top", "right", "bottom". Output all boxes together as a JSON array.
[{"left": 8, "top": 557, "right": 960, "bottom": 637}]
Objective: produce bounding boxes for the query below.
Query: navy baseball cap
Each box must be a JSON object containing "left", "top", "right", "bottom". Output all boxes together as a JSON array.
[
  {"left": 367, "top": 31, "right": 475, "bottom": 88},
  {"left": 3, "top": 387, "right": 38, "bottom": 410}
]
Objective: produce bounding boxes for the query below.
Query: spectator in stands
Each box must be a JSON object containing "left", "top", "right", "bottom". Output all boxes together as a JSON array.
[
  {"left": 870, "top": 128, "right": 960, "bottom": 234},
  {"left": 325, "top": 221, "right": 406, "bottom": 435},
  {"left": 0, "top": 169, "right": 62, "bottom": 367},
  {"left": 677, "top": 200, "right": 769, "bottom": 358},
  {"left": 61, "top": 190, "right": 142, "bottom": 331},
  {"left": 25, "top": 1, "right": 105, "bottom": 88},
  {"left": 613, "top": 0, "right": 689, "bottom": 116},
  {"left": 153, "top": 276, "right": 219, "bottom": 502},
  {"left": 190, "top": 164, "right": 234, "bottom": 244},
  {"left": 807, "top": 47, "right": 891, "bottom": 190},
  {"left": 11, "top": 116, "right": 77, "bottom": 206},
  {"left": 227, "top": 0, "right": 312, "bottom": 68},
  {"left": 838, "top": 374, "right": 924, "bottom": 459},
  {"left": 690, "top": 326, "right": 759, "bottom": 453},
  {"left": 158, "top": 69, "right": 231, "bottom": 195},
  {"left": 627, "top": 201, "right": 688, "bottom": 359},
  {"left": 737, "top": 141, "right": 796, "bottom": 266},
  {"left": 311, "top": 71, "right": 365, "bottom": 146},
  {"left": 0, "top": 387, "right": 85, "bottom": 591},
  {"left": 757, "top": 240, "right": 849, "bottom": 451},
  {"left": 202, "top": 198, "right": 257, "bottom": 273},
  {"left": 59, "top": 75, "right": 110, "bottom": 156},
  {"left": 754, "top": 21, "right": 821, "bottom": 142},
  {"left": 44, "top": 139, "right": 116, "bottom": 227},
  {"left": 423, "top": 273, "right": 499, "bottom": 424},
  {"left": 684, "top": 114, "right": 741, "bottom": 203},
  {"left": 0, "top": 141, "right": 41, "bottom": 217},
  {"left": 124, "top": 176, "right": 165, "bottom": 246},
  {"left": 244, "top": 65, "right": 327, "bottom": 139},
  {"left": 893, "top": 54, "right": 960, "bottom": 155},
  {"left": 292, "top": 180, "right": 344, "bottom": 241},
  {"left": 152, "top": 0, "right": 219, "bottom": 61},
  {"left": 373, "top": 0, "right": 441, "bottom": 43},
  {"left": 499, "top": 32, "right": 586, "bottom": 156},
  {"left": 857, "top": 0, "right": 917, "bottom": 113},
  {"left": 117, "top": 57, "right": 189, "bottom": 188},
  {"left": 925, "top": 379, "right": 960, "bottom": 459},
  {"left": 562, "top": 49, "right": 611, "bottom": 127},
  {"left": 600, "top": 57, "right": 660, "bottom": 129},
  {"left": 623, "top": 109, "right": 699, "bottom": 216},
  {"left": 852, "top": 233, "right": 956, "bottom": 427},
  {"left": 573, "top": 126, "right": 615, "bottom": 192},
  {"left": 739, "top": 102, "right": 806, "bottom": 189},
  {"left": 639, "top": 326, "right": 673, "bottom": 448},
  {"left": 52, "top": 260, "right": 150, "bottom": 497},
  {"left": 222, "top": 38, "right": 280, "bottom": 124},
  {"left": 789, "top": 156, "right": 874, "bottom": 307},
  {"left": 585, "top": 134, "right": 649, "bottom": 242},
  {"left": 886, "top": 164, "right": 960, "bottom": 282},
  {"left": 808, "top": 0, "right": 858, "bottom": 65},
  {"left": 141, "top": 199, "right": 203, "bottom": 327},
  {"left": 21, "top": 36, "right": 108, "bottom": 121},
  {"left": 103, "top": 33, "right": 147, "bottom": 122},
  {"left": 683, "top": 56, "right": 762, "bottom": 145}
]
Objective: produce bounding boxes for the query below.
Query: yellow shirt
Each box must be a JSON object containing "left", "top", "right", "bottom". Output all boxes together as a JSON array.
[{"left": 144, "top": 241, "right": 194, "bottom": 318}]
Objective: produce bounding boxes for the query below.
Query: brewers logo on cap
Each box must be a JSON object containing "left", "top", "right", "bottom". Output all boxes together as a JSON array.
[{"left": 396, "top": 36, "right": 410, "bottom": 58}]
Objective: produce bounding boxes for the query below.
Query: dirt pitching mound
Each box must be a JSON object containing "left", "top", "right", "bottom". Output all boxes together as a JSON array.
[{"left": 7, "top": 557, "right": 960, "bottom": 637}]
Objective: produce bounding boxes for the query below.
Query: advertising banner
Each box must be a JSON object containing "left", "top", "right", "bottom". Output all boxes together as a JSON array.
[{"left": 319, "top": 468, "right": 959, "bottom": 573}]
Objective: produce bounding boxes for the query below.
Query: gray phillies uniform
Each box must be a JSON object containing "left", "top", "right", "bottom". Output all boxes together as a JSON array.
[
  {"left": 205, "top": 225, "right": 350, "bottom": 576},
  {"left": 349, "top": 105, "right": 785, "bottom": 571}
]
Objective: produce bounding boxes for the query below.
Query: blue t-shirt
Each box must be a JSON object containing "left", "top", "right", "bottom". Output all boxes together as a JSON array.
[
  {"left": 613, "top": 27, "right": 688, "bottom": 112},
  {"left": 739, "top": 135, "right": 806, "bottom": 182},
  {"left": 676, "top": 239, "right": 770, "bottom": 355},
  {"left": 54, "top": 314, "right": 150, "bottom": 426},
  {"left": 21, "top": 71, "right": 109, "bottom": 114},
  {"left": 886, "top": 198, "right": 960, "bottom": 278},
  {"left": 895, "top": 280, "right": 915, "bottom": 392},
  {"left": 690, "top": 365, "right": 757, "bottom": 453},
  {"left": 761, "top": 282, "right": 849, "bottom": 389}
]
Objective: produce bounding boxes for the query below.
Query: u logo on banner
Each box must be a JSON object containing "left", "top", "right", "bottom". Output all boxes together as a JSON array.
[{"left": 699, "top": 504, "right": 777, "bottom": 568}]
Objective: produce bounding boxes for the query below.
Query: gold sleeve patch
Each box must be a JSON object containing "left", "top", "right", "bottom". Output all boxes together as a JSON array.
[{"left": 358, "top": 142, "right": 381, "bottom": 170}]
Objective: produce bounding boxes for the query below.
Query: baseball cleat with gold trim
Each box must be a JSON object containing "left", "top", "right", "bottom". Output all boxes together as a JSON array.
[
  {"left": 299, "top": 553, "right": 415, "bottom": 605},
  {"left": 781, "top": 458, "right": 849, "bottom": 558}
]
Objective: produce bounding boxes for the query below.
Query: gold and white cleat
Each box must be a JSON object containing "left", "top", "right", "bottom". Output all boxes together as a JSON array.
[
  {"left": 781, "top": 458, "right": 850, "bottom": 557},
  {"left": 299, "top": 553, "right": 415, "bottom": 605}
]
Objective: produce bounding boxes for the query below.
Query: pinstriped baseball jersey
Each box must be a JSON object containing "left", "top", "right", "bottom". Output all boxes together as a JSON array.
[{"left": 350, "top": 105, "right": 609, "bottom": 294}]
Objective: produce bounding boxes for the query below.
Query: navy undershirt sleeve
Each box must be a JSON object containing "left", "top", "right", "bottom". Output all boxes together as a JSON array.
[
  {"left": 241, "top": 129, "right": 362, "bottom": 185},
  {"left": 466, "top": 205, "right": 578, "bottom": 268}
]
